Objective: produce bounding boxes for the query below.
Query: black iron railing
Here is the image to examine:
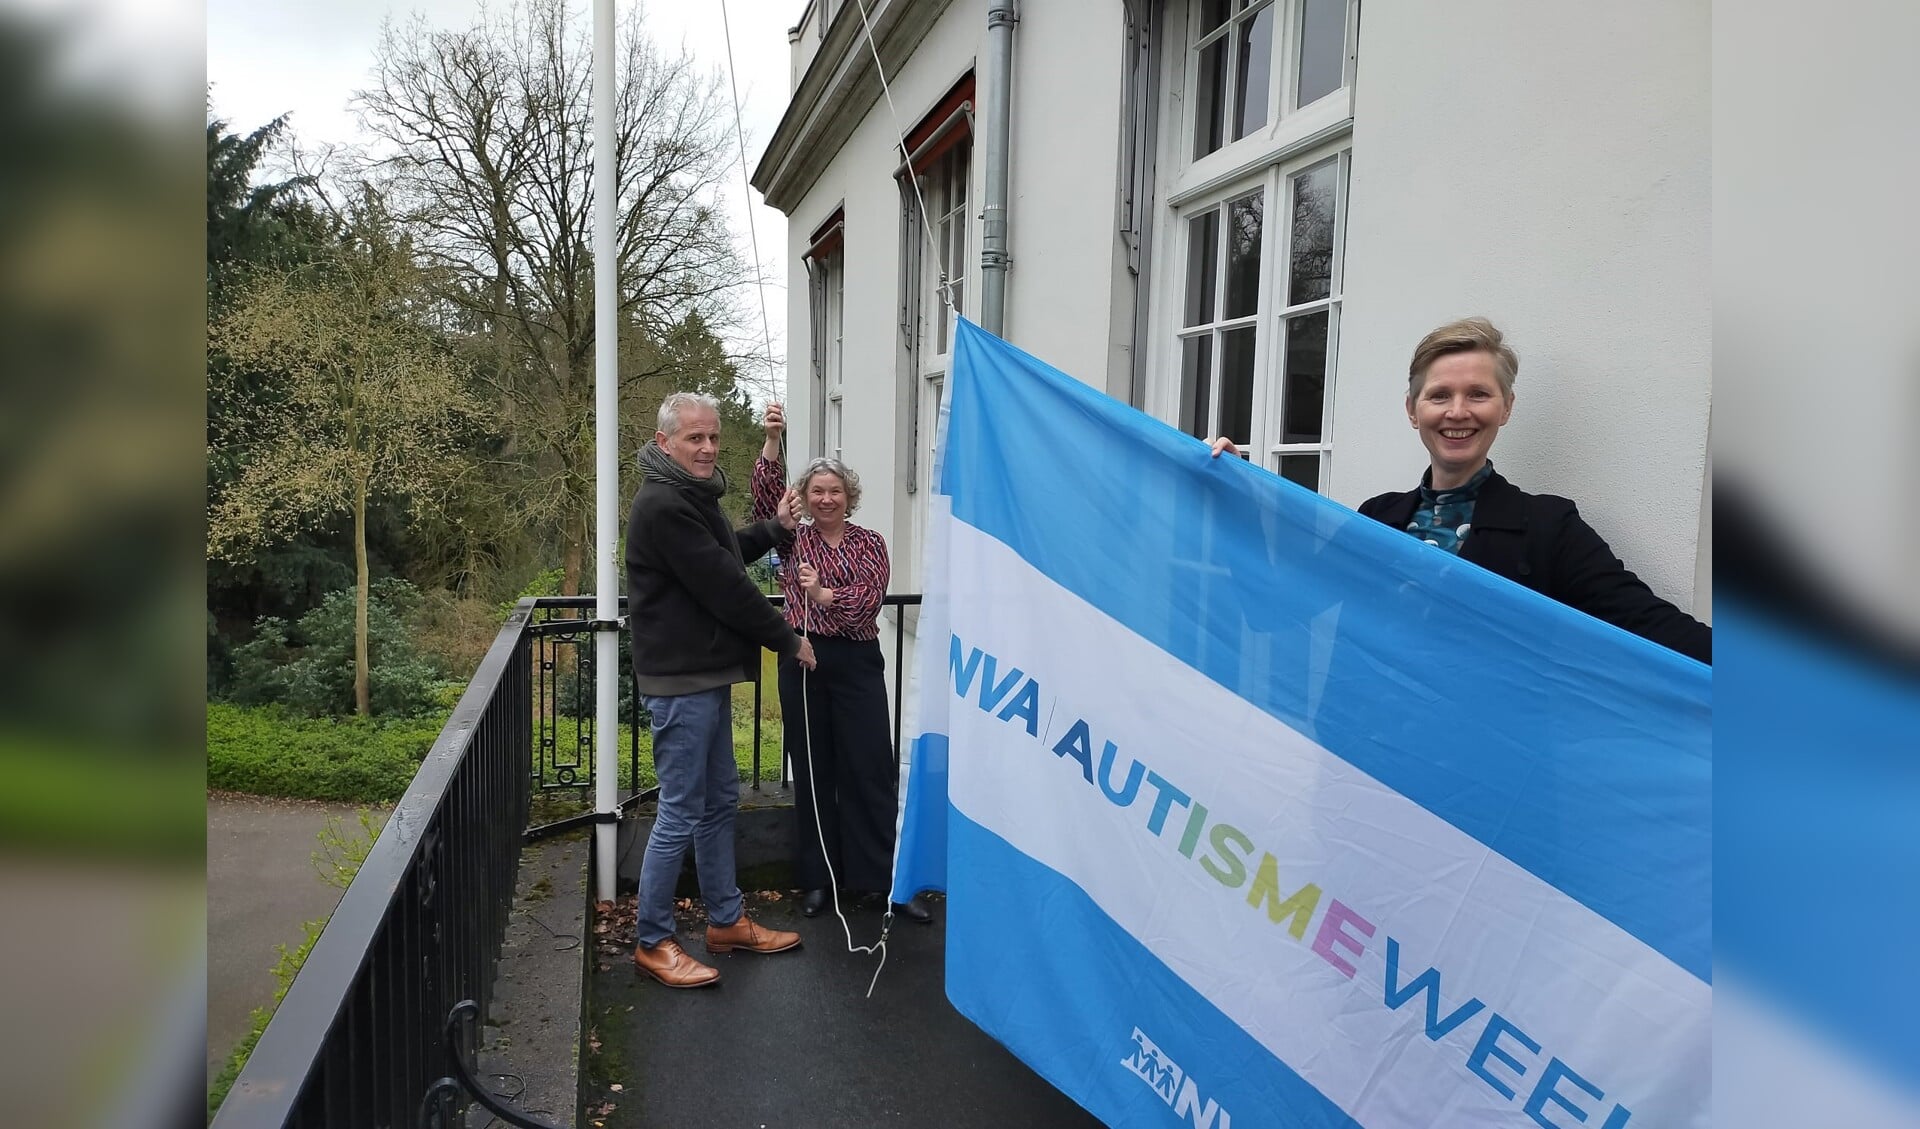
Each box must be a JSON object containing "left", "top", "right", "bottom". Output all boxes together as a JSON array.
[
  {"left": 212, "top": 591, "right": 924, "bottom": 1127},
  {"left": 525, "top": 597, "right": 642, "bottom": 795},
  {"left": 526, "top": 593, "right": 923, "bottom": 806},
  {"left": 212, "top": 600, "right": 539, "bottom": 1129}
]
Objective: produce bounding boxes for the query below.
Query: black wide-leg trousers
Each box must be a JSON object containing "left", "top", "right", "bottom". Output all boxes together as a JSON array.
[{"left": 778, "top": 635, "right": 898, "bottom": 894}]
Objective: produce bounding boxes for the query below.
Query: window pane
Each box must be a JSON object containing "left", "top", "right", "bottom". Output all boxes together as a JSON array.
[
  {"left": 1282, "top": 311, "right": 1328, "bottom": 443},
  {"left": 1225, "top": 191, "right": 1263, "bottom": 319},
  {"left": 936, "top": 267, "right": 950, "bottom": 354},
  {"left": 1277, "top": 453, "right": 1321, "bottom": 492},
  {"left": 1287, "top": 158, "right": 1338, "bottom": 305},
  {"left": 829, "top": 253, "right": 844, "bottom": 389},
  {"left": 1184, "top": 210, "right": 1219, "bottom": 326},
  {"left": 1296, "top": 0, "right": 1345, "bottom": 107},
  {"left": 1199, "top": 0, "right": 1232, "bottom": 36},
  {"left": 1219, "top": 327, "right": 1256, "bottom": 446},
  {"left": 1179, "top": 334, "right": 1213, "bottom": 437},
  {"left": 932, "top": 148, "right": 969, "bottom": 355},
  {"left": 1194, "top": 36, "right": 1229, "bottom": 159},
  {"left": 926, "top": 381, "right": 944, "bottom": 480},
  {"left": 1234, "top": 3, "right": 1274, "bottom": 139},
  {"left": 948, "top": 202, "right": 966, "bottom": 289}
]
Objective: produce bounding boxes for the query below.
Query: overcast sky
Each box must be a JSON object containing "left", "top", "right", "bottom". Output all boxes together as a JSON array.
[{"left": 207, "top": 0, "right": 800, "bottom": 396}]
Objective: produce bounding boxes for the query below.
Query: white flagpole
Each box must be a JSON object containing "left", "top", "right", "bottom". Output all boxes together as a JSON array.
[{"left": 591, "top": 0, "right": 620, "bottom": 904}]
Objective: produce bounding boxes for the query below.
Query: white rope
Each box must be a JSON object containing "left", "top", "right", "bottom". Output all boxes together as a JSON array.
[
  {"left": 716, "top": 0, "right": 893, "bottom": 991},
  {"left": 793, "top": 552, "right": 895, "bottom": 997},
  {"left": 846, "top": 0, "right": 960, "bottom": 313},
  {"left": 716, "top": 0, "right": 780, "bottom": 390},
  {"left": 762, "top": 0, "right": 963, "bottom": 996}
]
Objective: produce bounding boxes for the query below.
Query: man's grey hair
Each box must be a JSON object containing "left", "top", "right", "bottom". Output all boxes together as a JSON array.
[
  {"left": 657, "top": 391, "right": 721, "bottom": 437},
  {"left": 795, "top": 457, "right": 862, "bottom": 517}
]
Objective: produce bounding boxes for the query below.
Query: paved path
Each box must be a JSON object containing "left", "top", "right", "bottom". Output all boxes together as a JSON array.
[{"left": 205, "top": 794, "right": 389, "bottom": 1079}]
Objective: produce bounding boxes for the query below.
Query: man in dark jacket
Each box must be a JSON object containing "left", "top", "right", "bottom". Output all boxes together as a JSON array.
[
  {"left": 626, "top": 392, "right": 817, "bottom": 988},
  {"left": 1211, "top": 317, "right": 1710, "bottom": 664}
]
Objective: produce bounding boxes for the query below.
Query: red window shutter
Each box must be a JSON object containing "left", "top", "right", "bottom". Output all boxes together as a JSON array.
[{"left": 900, "top": 71, "right": 975, "bottom": 178}]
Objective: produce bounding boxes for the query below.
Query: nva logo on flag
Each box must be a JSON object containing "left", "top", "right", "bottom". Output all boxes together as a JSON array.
[{"left": 1122, "top": 1028, "right": 1231, "bottom": 1128}]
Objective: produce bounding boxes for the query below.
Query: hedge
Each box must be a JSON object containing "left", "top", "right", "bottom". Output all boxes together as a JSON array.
[{"left": 207, "top": 703, "right": 445, "bottom": 804}]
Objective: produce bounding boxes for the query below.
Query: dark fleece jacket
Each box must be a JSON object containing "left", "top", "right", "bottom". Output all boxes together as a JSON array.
[{"left": 625, "top": 476, "right": 801, "bottom": 695}]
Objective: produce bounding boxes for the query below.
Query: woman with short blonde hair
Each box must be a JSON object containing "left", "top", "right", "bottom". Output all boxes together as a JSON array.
[
  {"left": 1214, "top": 317, "right": 1710, "bottom": 662},
  {"left": 751, "top": 405, "right": 933, "bottom": 923}
]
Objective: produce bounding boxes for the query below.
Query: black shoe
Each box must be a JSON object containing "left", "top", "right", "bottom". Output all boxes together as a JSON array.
[
  {"left": 801, "top": 888, "right": 830, "bottom": 917},
  {"left": 889, "top": 896, "right": 933, "bottom": 925}
]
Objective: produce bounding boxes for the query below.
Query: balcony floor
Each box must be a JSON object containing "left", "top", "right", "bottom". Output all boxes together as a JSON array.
[{"left": 588, "top": 890, "right": 1104, "bottom": 1128}]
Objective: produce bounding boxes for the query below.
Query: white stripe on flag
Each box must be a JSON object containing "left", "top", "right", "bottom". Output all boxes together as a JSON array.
[{"left": 945, "top": 522, "right": 1710, "bottom": 1127}]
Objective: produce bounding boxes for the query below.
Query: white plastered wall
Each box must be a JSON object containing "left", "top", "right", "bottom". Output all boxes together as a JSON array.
[
  {"left": 998, "top": 1, "right": 1132, "bottom": 398},
  {"left": 777, "top": 0, "right": 1137, "bottom": 756},
  {"left": 781, "top": 0, "right": 1134, "bottom": 572},
  {"left": 1332, "top": 0, "right": 1712, "bottom": 611}
]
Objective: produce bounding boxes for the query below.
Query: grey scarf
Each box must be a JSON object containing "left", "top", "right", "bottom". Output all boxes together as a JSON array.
[{"left": 636, "top": 440, "right": 729, "bottom": 498}]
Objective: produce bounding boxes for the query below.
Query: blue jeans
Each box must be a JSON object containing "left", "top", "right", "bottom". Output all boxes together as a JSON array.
[{"left": 635, "top": 687, "right": 744, "bottom": 947}]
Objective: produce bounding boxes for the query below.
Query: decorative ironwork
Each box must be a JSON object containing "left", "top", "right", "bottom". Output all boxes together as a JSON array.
[
  {"left": 413, "top": 1079, "right": 459, "bottom": 1129},
  {"left": 527, "top": 598, "right": 640, "bottom": 800},
  {"left": 421, "top": 1000, "right": 563, "bottom": 1129}
]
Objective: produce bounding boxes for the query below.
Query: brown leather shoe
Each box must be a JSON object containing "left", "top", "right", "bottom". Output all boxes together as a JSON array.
[
  {"left": 632, "top": 938, "right": 720, "bottom": 988},
  {"left": 704, "top": 914, "right": 802, "bottom": 954}
]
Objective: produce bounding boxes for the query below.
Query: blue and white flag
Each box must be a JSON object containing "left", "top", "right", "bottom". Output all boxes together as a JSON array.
[{"left": 892, "top": 319, "right": 1711, "bottom": 1128}]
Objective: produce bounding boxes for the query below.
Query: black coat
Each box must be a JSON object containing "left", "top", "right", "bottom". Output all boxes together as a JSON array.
[
  {"left": 625, "top": 477, "right": 801, "bottom": 686},
  {"left": 1359, "top": 470, "right": 1712, "bottom": 664}
]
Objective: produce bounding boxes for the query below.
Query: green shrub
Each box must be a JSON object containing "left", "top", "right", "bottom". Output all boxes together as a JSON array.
[
  {"left": 207, "top": 702, "right": 445, "bottom": 803},
  {"left": 313, "top": 808, "right": 383, "bottom": 890},
  {"left": 228, "top": 578, "right": 452, "bottom": 717},
  {"left": 500, "top": 566, "right": 565, "bottom": 618}
]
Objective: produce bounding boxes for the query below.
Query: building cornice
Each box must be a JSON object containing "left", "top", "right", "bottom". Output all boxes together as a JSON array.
[{"left": 752, "top": 0, "right": 957, "bottom": 214}]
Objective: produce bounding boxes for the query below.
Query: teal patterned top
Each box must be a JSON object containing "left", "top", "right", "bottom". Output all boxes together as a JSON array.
[{"left": 1407, "top": 462, "right": 1495, "bottom": 555}]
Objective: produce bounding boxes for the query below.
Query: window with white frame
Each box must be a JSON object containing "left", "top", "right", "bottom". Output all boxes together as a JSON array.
[
  {"left": 823, "top": 245, "right": 844, "bottom": 460},
  {"left": 804, "top": 209, "right": 845, "bottom": 463},
  {"left": 892, "top": 72, "right": 973, "bottom": 590},
  {"left": 1191, "top": 0, "right": 1274, "bottom": 157},
  {"left": 925, "top": 145, "right": 970, "bottom": 362},
  {"left": 1192, "top": 0, "right": 1351, "bottom": 160},
  {"left": 1272, "top": 155, "right": 1340, "bottom": 489},
  {"left": 1158, "top": 0, "right": 1355, "bottom": 492},
  {"left": 908, "top": 141, "right": 970, "bottom": 567}
]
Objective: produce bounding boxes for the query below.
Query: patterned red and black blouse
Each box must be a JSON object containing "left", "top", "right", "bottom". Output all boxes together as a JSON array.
[{"left": 750, "top": 456, "right": 890, "bottom": 641}]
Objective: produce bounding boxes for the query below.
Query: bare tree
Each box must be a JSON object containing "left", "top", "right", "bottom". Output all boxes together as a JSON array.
[{"left": 355, "top": 0, "right": 759, "bottom": 593}]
